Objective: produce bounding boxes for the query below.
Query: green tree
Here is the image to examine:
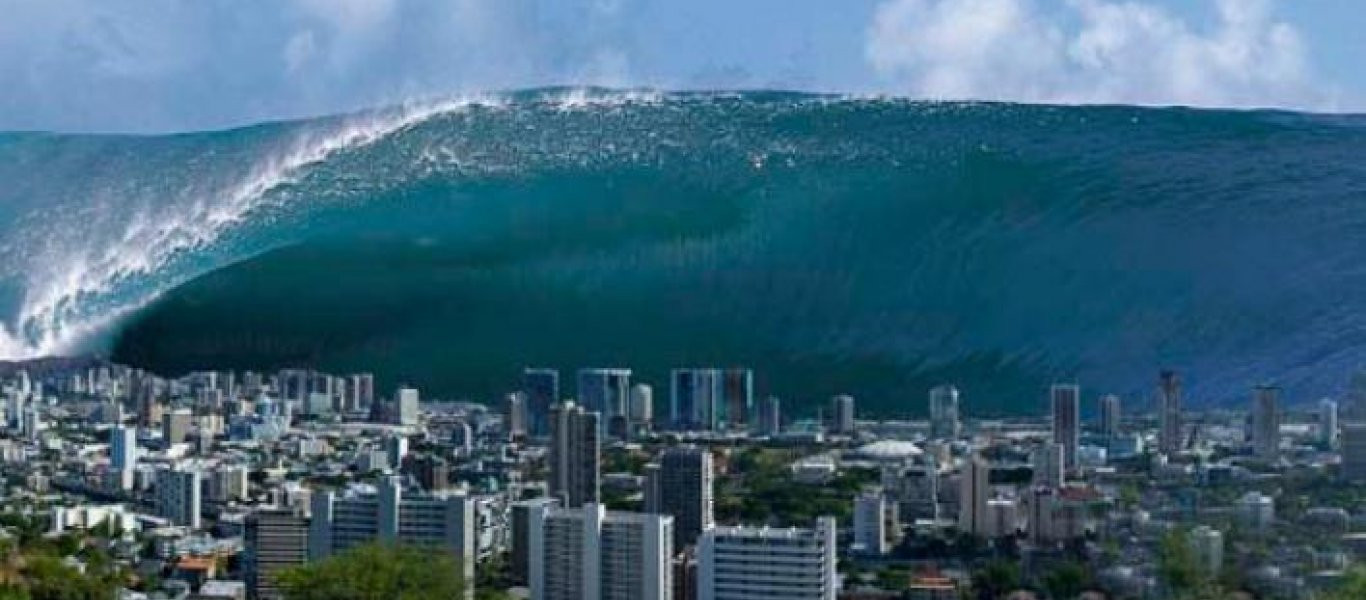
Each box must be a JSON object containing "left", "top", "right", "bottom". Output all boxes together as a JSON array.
[
  {"left": 1158, "top": 528, "right": 1202, "bottom": 594},
  {"left": 278, "top": 543, "right": 466, "bottom": 600},
  {"left": 1040, "top": 561, "right": 1088, "bottom": 600},
  {"left": 971, "top": 560, "right": 1020, "bottom": 600},
  {"left": 1323, "top": 566, "right": 1366, "bottom": 600}
]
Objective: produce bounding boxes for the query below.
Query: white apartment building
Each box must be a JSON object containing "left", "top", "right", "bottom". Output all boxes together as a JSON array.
[
  {"left": 529, "top": 503, "right": 673, "bottom": 600},
  {"left": 697, "top": 517, "right": 837, "bottom": 600}
]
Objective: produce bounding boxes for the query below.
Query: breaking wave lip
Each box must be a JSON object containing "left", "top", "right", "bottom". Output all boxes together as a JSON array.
[
  {"left": 0, "top": 87, "right": 768, "bottom": 361},
  {"left": 0, "top": 96, "right": 487, "bottom": 360}
]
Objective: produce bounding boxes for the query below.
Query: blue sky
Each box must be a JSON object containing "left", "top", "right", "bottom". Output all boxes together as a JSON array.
[{"left": 0, "top": 0, "right": 1360, "bottom": 132}]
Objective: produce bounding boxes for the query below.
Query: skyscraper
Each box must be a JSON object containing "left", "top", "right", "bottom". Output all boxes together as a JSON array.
[
  {"left": 1158, "top": 370, "right": 1183, "bottom": 454},
  {"left": 757, "top": 396, "right": 781, "bottom": 436},
  {"left": 346, "top": 373, "right": 374, "bottom": 412},
  {"left": 1098, "top": 394, "right": 1121, "bottom": 439},
  {"left": 529, "top": 503, "right": 673, "bottom": 600},
  {"left": 1050, "top": 384, "right": 1080, "bottom": 473},
  {"left": 628, "top": 384, "right": 653, "bottom": 430},
  {"left": 110, "top": 425, "right": 137, "bottom": 471},
  {"left": 504, "top": 392, "right": 528, "bottom": 439},
  {"left": 394, "top": 386, "right": 420, "bottom": 426},
  {"left": 928, "top": 385, "right": 961, "bottom": 440},
  {"left": 698, "top": 517, "right": 837, "bottom": 600},
  {"left": 829, "top": 394, "right": 856, "bottom": 435},
  {"left": 671, "top": 368, "right": 721, "bottom": 431},
  {"left": 958, "top": 455, "right": 991, "bottom": 538},
  {"left": 1320, "top": 398, "right": 1339, "bottom": 448},
  {"left": 720, "top": 368, "right": 753, "bottom": 428},
  {"left": 523, "top": 368, "right": 560, "bottom": 438},
  {"left": 577, "top": 368, "right": 632, "bottom": 424},
  {"left": 644, "top": 446, "right": 714, "bottom": 551},
  {"left": 1252, "top": 385, "right": 1281, "bottom": 460},
  {"left": 109, "top": 426, "right": 137, "bottom": 491},
  {"left": 549, "top": 401, "right": 601, "bottom": 508}
]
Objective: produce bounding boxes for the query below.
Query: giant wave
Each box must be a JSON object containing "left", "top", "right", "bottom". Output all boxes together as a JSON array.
[{"left": 2, "top": 89, "right": 1365, "bottom": 414}]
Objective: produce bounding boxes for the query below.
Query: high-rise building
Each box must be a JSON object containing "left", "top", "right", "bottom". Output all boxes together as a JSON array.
[
  {"left": 309, "top": 477, "right": 475, "bottom": 599},
  {"left": 1032, "top": 443, "right": 1065, "bottom": 489},
  {"left": 529, "top": 503, "right": 673, "bottom": 600},
  {"left": 550, "top": 401, "right": 601, "bottom": 508},
  {"left": 1158, "top": 370, "right": 1183, "bottom": 454},
  {"left": 697, "top": 517, "right": 837, "bottom": 600},
  {"left": 829, "top": 395, "right": 856, "bottom": 435},
  {"left": 1252, "top": 385, "right": 1280, "bottom": 460},
  {"left": 110, "top": 425, "right": 137, "bottom": 470},
  {"left": 1340, "top": 422, "right": 1366, "bottom": 482},
  {"left": 720, "top": 369, "right": 753, "bottom": 428},
  {"left": 1098, "top": 394, "right": 1121, "bottom": 439},
  {"left": 577, "top": 368, "right": 632, "bottom": 424},
  {"left": 505, "top": 392, "right": 528, "bottom": 439},
  {"left": 644, "top": 446, "right": 713, "bottom": 551},
  {"left": 1050, "top": 384, "right": 1080, "bottom": 473},
  {"left": 156, "top": 467, "right": 202, "bottom": 528},
  {"left": 671, "top": 369, "right": 722, "bottom": 431},
  {"left": 523, "top": 368, "right": 560, "bottom": 438},
  {"left": 394, "top": 386, "right": 420, "bottom": 426},
  {"left": 758, "top": 396, "right": 781, "bottom": 436},
  {"left": 109, "top": 426, "right": 138, "bottom": 491},
  {"left": 162, "top": 408, "right": 194, "bottom": 445},
  {"left": 510, "top": 498, "right": 561, "bottom": 586},
  {"left": 628, "top": 384, "right": 654, "bottom": 430},
  {"left": 1319, "top": 398, "right": 1339, "bottom": 448},
  {"left": 928, "top": 385, "right": 960, "bottom": 440},
  {"left": 245, "top": 508, "right": 309, "bottom": 600},
  {"left": 958, "top": 455, "right": 991, "bottom": 537},
  {"left": 853, "top": 489, "right": 894, "bottom": 555},
  {"left": 346, "top": 373, "right": 374, "bottom": 412}
]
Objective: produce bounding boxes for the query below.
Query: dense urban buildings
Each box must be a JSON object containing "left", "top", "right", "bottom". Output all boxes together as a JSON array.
[{"left": 0, "top": 360, "right": 1365, "bottom": 599}]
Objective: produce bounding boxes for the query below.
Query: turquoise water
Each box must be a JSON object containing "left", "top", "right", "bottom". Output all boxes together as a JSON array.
[{"left": 2, "top": 89, "right": 1365, "bottom": 414}]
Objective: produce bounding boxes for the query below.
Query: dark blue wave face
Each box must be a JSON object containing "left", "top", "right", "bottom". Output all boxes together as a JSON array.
[{"left": 4, "top": 90, "right": 1366, "bottom": 414}]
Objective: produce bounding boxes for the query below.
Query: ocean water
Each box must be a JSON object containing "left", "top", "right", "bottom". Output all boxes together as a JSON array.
[{"left": 2, "top": 89, "right": 1365, "bottom": 414}]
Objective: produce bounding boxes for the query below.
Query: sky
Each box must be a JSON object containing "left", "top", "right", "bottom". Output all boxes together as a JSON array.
[{"left": 0, "top": 0, "right": 1360, "bottom": 133}]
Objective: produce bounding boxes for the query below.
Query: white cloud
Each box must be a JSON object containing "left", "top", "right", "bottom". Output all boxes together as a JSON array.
[{"left": 866, "top": 0, "right": 1337, "bottom": 110}]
